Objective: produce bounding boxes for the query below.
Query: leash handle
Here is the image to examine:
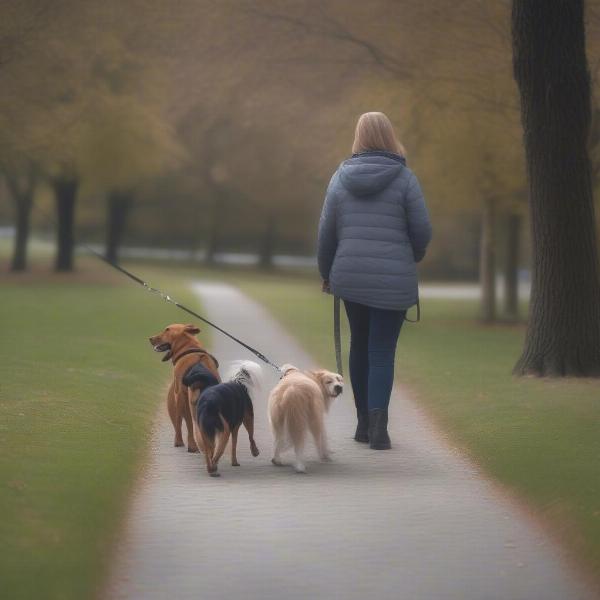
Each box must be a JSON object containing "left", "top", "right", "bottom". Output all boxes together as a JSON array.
[
  {"left": 333, "top": 295, "right": 343, "bottom": 376},
  {"left": 404, "top": 294, "right": 421, "bottom": 323}
]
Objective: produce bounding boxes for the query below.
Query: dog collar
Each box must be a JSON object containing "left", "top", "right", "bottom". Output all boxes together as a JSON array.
[{"left": 171, "top": 348, "right": 220, "bottom": 368}]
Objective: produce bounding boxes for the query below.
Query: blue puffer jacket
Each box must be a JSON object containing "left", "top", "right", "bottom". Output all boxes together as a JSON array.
[{"left": 317, "top": 151, "right": 432, "bottom": 311}]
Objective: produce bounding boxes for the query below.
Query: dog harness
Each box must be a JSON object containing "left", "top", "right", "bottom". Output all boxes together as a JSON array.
[{"left": 171, "top": 348, "right": 220, "bottom": 368}]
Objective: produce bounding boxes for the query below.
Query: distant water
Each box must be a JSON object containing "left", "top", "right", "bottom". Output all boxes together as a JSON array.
[
  {"left": 1, "top": 229, "right": 530, "bottom": 299},
  {"left": 78, "top": 243, "right": 317, "bottom": 269}
]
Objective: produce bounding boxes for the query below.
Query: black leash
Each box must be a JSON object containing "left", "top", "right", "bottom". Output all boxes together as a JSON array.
[
  {"left": 76, "top": 241, "right": 283, "bottom": 373},
  {"left": 404, "top": 294, "right": 421, "bottom": 323},
  {"left": 333, "top": 295, "right": 343, "bottom": 376}
]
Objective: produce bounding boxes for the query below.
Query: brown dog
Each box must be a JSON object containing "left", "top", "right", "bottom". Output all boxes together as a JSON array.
[{"left": 149, "top": 323, "right": 220, "bottom": 452}]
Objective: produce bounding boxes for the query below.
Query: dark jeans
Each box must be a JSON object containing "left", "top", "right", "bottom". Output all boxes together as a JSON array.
[{"left": 344, "top": 300, "right": 406, "bottom": 413}]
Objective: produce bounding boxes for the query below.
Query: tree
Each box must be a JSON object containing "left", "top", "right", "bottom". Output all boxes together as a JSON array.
[
  {"left": 512, "top": 0, "right": 600, "bottom": 376},
  {"left": 51, "top": 173, "right": 78, "bottom": 271},
  {"left": 1, "top": 1, "right": 186, "bottom": 269},
  {"left": 79, "top": 91, "right": 183, "bottom": 264},
  {"left": 244, "top": 0, "right": 529, "bottom": 320},
  {"left": 1, "top": 2, "right": 104, "bottom": 271},
  {"left": 0, "top": 1, "right": 65, "bottom": 271},
  {"left": 2, "top": 161, "right": 39, "bottom": 271},
  {"left": 503, "top": 209, "right": 523, "bottom": 321},
  {"left": 105, "top": 189, "right": 133, "bottom": 264}
]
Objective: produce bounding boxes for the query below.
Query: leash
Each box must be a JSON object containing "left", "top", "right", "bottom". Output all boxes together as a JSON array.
[
  {"left": 87, "top": 245, "right": 282, "bottom": 372},
  {"left": 333, "top": 295, "right": 343, "bottom": 376},
  {"left": 404, "top": 294, "right": 421, "bottom": 323},
  {"left": 45, "top": 227, "right": 283, "bottom": 373}
]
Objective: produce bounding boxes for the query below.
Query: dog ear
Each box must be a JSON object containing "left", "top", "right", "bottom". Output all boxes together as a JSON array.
[{"left": 184, "top": 324, "right": 200, "bottom": 335}]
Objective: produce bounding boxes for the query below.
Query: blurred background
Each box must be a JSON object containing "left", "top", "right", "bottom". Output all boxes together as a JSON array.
[
  {"left": 2, "top": 0, "right": 599, "bottom": 319},
  {"left": 2, "top": 2, "right": 600, "bottom": 599}
]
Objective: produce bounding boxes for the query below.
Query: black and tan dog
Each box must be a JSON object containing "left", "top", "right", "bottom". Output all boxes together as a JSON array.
[
  {"left": 183, "top": 361, "right": 261, "bottom": 477},
  {"left": 149, "top": 323, "right": 220, "bottom": 452}
]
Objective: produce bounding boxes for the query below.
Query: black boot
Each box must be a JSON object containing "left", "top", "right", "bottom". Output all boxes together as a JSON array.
[
  {"left": 369, "top": 408, "right": 391, "bottom": 450},
  {"left": 354, "top": 412, "right": 369, "bottom": 443}
]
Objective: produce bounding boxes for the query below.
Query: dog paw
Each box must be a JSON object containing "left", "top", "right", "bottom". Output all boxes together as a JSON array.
[
  {"left": 251, "top": 446, "right": 260, "bottom": 457},
  {"left": 321, "top": 454, "right": 333, "bottom": 462},
  {"left": 174, "top": 439, "right": 185, "bottom": 447},
  {"left": 294, "top": 464, "right": 307, "bottom": 474},
  {"left": 187, "top": 446, "right": 199, "bottom": 453},
  {"left": 271, "top": 458, "right": 283, "bottom": 466},
  {"left": 209, "top": 471, "right": 221, "bottom": 478},
  {"left": 232, "top": 461, "right": 240, "bottom": 467}
]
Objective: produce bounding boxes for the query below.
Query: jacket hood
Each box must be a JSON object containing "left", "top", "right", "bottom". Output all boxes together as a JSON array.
[{"left": 338, "top": 152, "right": 405, "bottom": 197}]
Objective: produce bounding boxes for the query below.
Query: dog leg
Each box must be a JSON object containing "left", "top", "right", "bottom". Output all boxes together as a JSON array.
[
  {"left": 168, "top": 385, "right": 185, "bottom": 447},
  {"left": 184, "top": 410, "right": 200, "bottom": 452},
  {"left": 201, "top": 431, "right": 218, "bottom": 476},
  {"left": 181, "top": 394, "right": 199, "bottom": 453},
  {"left": 192, "top": 423, "right": 205, "bottom": 455},
  {"left": 287, "top": 419, "right": 307, "bottom": 473},
  {"left": 271, "top": 435, "right": 286, "bottom": 466},
  {"left": 243, "top": 409, "right": 260, "bottom": 457},
  {"left": 174, "top": 410, "right": 185, "bottom": 448},
  {"left": 231, "top": 425, "right": 240, "bottom": 466},
  {"left": 192, "top": 422, "right": 205, "bottom": 455},
  {"left": 211, "top": 420, "right": 231, "bottom": 474},
  {"left": 293, "top": 436, "right": 306, "bottom": 473},
  {"left": 293, "top": 453, "right": 307, "bottom": 474},
  {"left": 186, "top": 392, "right": 206, "bottom": 454},
  {"left": 310, "top": 419, "right": 331, "bottom": 462}
]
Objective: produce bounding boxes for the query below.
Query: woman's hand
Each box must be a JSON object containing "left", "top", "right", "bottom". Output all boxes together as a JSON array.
[{"left": 322, "top": 280, "right": 331, "bottom": 294}]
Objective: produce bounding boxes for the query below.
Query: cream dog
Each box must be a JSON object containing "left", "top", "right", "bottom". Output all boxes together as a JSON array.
[{"left": 268, "top": 364, "right": 343, "bottom": 473}]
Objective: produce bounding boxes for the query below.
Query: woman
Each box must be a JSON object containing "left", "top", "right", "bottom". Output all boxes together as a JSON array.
[{"left": 317, "top": 112, "right": 432, "bottom": 450}]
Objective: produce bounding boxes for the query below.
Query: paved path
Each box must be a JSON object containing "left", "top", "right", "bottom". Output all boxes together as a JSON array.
[{"left": 107, "top": 282, "right": 594, "bottom": 600}]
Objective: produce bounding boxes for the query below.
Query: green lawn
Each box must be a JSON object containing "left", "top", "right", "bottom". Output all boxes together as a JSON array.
[
  {"left": 2, "top": 257, "right": 599, "bottom": 594},
  {"left": 228, "top": 271, "right": 600, "bottom": 578},
  {"left": 0, "top": 261, "right": 206, "bottom": 600}
]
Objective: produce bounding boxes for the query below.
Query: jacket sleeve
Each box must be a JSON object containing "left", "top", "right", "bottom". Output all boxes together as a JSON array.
[
  {"left": 404, "top": 172, "right": 432, "bottom": 263},
  {"left": 317, "top": 173, "right": 339, "bottom": 281}
]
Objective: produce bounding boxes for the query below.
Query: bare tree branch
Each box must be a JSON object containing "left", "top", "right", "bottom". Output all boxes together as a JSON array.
[{"left": 241, "top": 4, "right": 414, "bottom": 79}]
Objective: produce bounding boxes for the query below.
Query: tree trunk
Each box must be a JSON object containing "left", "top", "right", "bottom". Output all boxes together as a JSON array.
[
  {"left": 259, "top": 212, "right": 277, "bottom": 270},
  {"left": 52, "top": 177, "right": 78, "bottom": 272},
  {"left": 504, "top": 213, "right": 521, "bottom": 321},
  {"left": 512, "top": 0, "right": 600, "bottom": 376},
  {"left": 479, "top": 196, "right": 496, "bottom": 322},
  {"left": 590, "top": 102, "right": 599, "bottom": 189},
  {"left": 105, "top": 190, "right": 132, "bottom": 264},
  {"left": 10, "top": 193, "right": 33, "bottom": 272}
]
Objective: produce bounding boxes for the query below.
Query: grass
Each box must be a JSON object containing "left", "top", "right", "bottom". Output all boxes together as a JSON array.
[
  {"left": 1, "top": 254, "right": 599, "bottom": 594},
  {"left": 226, "top": 270, "right": 600, "bottom": 578},
  {"left": 0, "top": 260, "right": 206, "bottom": 600}
]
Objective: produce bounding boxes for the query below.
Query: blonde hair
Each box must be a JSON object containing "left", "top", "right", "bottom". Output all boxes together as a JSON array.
[{"left": 352, "top": 112, "right": 405, "bottom": 156}]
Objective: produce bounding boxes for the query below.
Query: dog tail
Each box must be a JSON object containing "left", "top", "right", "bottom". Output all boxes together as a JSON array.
[
  {"left": 225, "top": 360, "right": 263, "bottom": 393},
  {"left": 182, "top": 363, "right": 220, "bottom": 390}
]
